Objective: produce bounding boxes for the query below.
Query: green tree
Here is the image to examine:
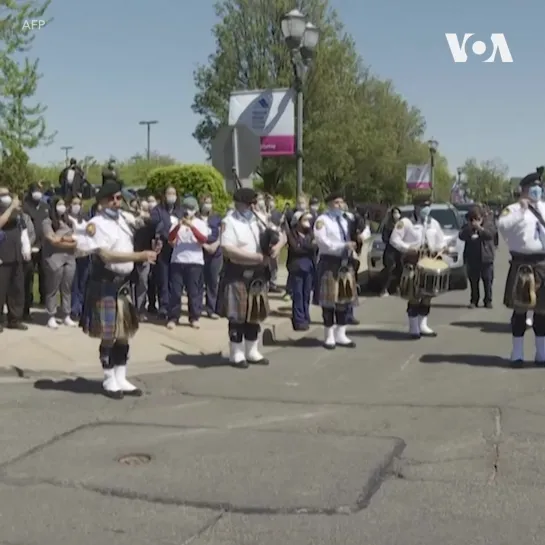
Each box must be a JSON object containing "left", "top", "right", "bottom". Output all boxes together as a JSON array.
[
  {"left": 462, "top": 158, "right": 509, "bottom": 203},
  {"left": 0, "top": 0, "right": 53, "bottom": 152},
  {"left": 191, "top": 0, "right": 363, "bottom": 194}
]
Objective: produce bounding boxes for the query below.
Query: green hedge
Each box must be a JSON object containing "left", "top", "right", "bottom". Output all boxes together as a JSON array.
[{"left": 146, "top": 164, "right": 231, "bottom": 215}]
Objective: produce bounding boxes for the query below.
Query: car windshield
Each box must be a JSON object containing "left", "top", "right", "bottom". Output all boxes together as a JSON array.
[{"left": 379, "top": 208, "right": 460, "bottom": 233}]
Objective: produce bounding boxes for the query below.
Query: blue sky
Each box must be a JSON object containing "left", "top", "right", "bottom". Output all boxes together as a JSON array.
[{"left": 27, "top": 0, "right": 541, "bottom": 178}]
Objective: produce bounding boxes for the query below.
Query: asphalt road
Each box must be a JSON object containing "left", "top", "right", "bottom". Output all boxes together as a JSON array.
[{"left": 2, "top": 243, "right": 545, "bottom": 545}]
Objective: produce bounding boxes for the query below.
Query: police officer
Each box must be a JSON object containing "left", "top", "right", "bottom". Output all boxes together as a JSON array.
[
  {"left": 389, "top": 195, "right": 447, "bottom": 339},
  {"left": 218, "top": 188, "right": 271, "bottom": 368},
  {"left": 498, "top": 172, "right": 545, "bottom": 365},
  {"left": 313, "top": 192, "right": 357, "bottom": 349},
  {"left": 74, "top": 181, "right": 156, "bottom": 398}
]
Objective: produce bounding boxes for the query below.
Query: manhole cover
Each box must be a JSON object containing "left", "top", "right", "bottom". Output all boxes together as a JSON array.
[{"left": 117, "top": 454, "right": 151, "bottom": 466}]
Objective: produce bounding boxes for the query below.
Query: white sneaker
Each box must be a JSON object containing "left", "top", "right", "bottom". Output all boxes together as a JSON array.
[
  {"left": 334, "top": 325, "right": 355, "bottom": 347},
  {"left": 47, "top": 316, "right": 58, "bottom": 329},
  {"left": 245, "top": 339, "right": 268, "bottom": 364},
  {"left": 418, "top": 316, "right": 437, "bottom": 337},
  {"left": 229, "top": 341, "right": 247, "bottom": 367},
  {"left": 64, "top": 316, "right": 77, "bottom": 327},
  {"left": 114, "top": 366, "right": 142, "bottom": 396},
  {"left": 323, "top": 326, "right": 336, "bottom": 349},
  {"left": 166, "top": 321, "right": 176, "bottom": 330},
  {"left": 103, "top": 368, "right": 122, "bottom": 399}
]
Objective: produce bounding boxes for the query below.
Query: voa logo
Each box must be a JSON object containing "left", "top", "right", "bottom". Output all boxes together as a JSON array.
[{"left": 445, "top": 33, "right": 513, "bottom": 63}]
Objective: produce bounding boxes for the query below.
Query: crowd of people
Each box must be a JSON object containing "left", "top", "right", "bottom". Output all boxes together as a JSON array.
[{"left": 0, "top": 169, "right": 369, "bottom": 336}]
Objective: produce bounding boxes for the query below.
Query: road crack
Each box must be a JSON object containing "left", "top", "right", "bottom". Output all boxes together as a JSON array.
[{"left": 487, "top": 407, "right": 502, "bottom": 484}]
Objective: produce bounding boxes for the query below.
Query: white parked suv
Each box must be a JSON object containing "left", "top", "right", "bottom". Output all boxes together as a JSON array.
[{"left": 366, "top": 203, "right": 468, "bottom": 291}]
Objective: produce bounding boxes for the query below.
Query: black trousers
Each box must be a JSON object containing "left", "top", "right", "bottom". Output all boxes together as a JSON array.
[
  {"left": 228, "top": 321, "right": 260, "bottom": 342},
  {"left": 467, "top": 262, "right": 494, "bottom": 305},
  {"left": 24, "top": 251, "right": 46, "bottom": 312},
  {"left": 0, "top": 262, "right": 25, "bottom": 323}
]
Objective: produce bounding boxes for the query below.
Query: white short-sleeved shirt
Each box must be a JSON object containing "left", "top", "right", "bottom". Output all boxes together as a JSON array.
[
  {"left": 170, "top": 217, "right": 210, "bottom": 265},
  {"left": 498, "top": 201, "right": 545, "bottom": 254},
  {"left": 74, "top": 213, "right": 135, "bottom": 275},
  {"left": 313, "top": 213, "right": 349, "bottom": 257},
  {"left": 221, "top": 211, "right": 261, "bottom": 260},
  {"left": 389, "top": 216, "right": 446, "bottom": 254}
]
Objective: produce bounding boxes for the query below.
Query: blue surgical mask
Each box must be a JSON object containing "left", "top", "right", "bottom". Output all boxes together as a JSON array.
[
  {"left": 329, "top": 208, "right": 342, "bottom": 218},
  {"left": 104, "top": 208, "right": 119, "bottom": 219},
  {"left": 419, "top": 206, "right": 431, "bottom": 219},
  {"left": 529, "top": 186, "right": 543, "bottom": 202},
  {"left": 241, "top": 209, "right": 253, "bottom": 220}
]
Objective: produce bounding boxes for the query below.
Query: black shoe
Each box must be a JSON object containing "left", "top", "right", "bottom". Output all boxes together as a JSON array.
[
  {"left": 511, "top": 359, "right": 524, "bottom": 368},
  {"left": 410, "top": 333, "right": 421, "bottom": 340},
  {"left": 248, "top": 357, "right": 269, "bottom": 365},
  {"left": 103, "top": 389, "right": 124, "bottom": 400},
  {"left": 7, "top": 322, "right": 28, "bottom": 331},
  {"left": 293, "top": 324, "right": 309, "bottom": 331},
  {"left": 421, "top": 330, "right": 437, "bottom": 338},
  {"left": 323, "top": 343, "right": 336, "bottom": 350},
  {"left": 231, "top": 359, "right": 249, "bottom": 369},
  {"left": 122, "top": 388, "right": 143, "bottom": 397},
  {"left": 484, "top": 302, "right": 493, "bottom": 309},
  {"left": 337, "top": 341, "right": 356, "bottom": 348}
]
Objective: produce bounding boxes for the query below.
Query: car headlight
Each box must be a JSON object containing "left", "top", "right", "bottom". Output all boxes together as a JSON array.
[{"left": 446, "top": 239, "right": 458, "bottom": 253}]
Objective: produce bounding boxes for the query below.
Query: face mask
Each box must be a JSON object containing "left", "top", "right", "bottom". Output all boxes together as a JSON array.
[
  {"left": 71, "top": 204, "right": 81, "bottom": 215},
  {"left": 419, "top": 206, "right": 431, "bottom": 219},
  {"left": 148, "top": 201, "right": 157, "bottom": 209},
  {"left": 186, "top": 209, "right": 196, "bottom": 218},
  {"left": 329, "top": 208, "right": 342, "bottom": 217},
  {"left": 301, "top": 221, "right": 311, "bottom": 229},
  {"left": 201, "top": 203, "right": 212, "bottom": 213},
  {"left": 268, "top": 202, "right": 275, "bottom": 210},
  {"left": 32, "top": 192, "right": 42, "bottom": 201},
  {"left": 310, "top": 205, "right": 319, "bottom": 212},
  {"left": 104, "top": 208, "right": 119, "bottom": 219},
  {"left": 56, "top": 205, "right": 66, "bottom": 215},
  {"left": 257, "top": 200, "right": 265, "bottom": 210},
  {"left": 0, "top": 195, "right": 12, "bottom": 206},
  {"left": 166, "top": 195, "right": 176, "bottom": 205},
  {"left": 296, "top": 203, "right": 306, "bottom": 211},
  {"left": 392, "top": 212, "right": 401, "bottom": 221},
  {"left": 241, "top": 209, "right": 253, "bottom": 220},
  {"left": 529, "top": 186, "right": 543, "bottom": 201}
]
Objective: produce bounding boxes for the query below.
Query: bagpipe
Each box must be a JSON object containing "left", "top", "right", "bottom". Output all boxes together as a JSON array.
[{"left": 343, "top": 211, "right": 365, "bottom": 272}]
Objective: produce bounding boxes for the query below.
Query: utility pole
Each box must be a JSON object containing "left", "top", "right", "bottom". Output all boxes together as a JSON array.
[
  {"left": 138, "top": 120, "right": 158, "bottom": 161},
  {"left": 60, "top": 146, "right": 73, "bottom": 165}
]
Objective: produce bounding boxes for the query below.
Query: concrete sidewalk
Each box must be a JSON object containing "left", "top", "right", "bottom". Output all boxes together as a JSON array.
[{"left": 0, "top": 268, "right": 322, "bottom": 379}]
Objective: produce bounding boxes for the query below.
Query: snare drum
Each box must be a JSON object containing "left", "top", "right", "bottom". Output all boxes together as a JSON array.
[{"left": 416, "top": 257, "right": 450, "bottom": 297}]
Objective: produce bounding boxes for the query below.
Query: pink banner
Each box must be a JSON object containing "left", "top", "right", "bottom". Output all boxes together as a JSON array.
[
  {"left": 260, "top": 135, "right": 295, "bottom": 156},
  {"left": 406, "top": 181, "right": 432, "bottom": 190}
]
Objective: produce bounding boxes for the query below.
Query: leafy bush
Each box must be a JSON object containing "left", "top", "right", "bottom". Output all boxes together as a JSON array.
[
  {"left": 0, "top": 147, "right": 34, "bottom": 195},
  {"left": 146, "top": 164, "right": 230, "bottom": 215}
]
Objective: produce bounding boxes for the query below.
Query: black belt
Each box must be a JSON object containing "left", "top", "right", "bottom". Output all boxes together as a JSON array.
[{"left": 511, "top": 252, "right": 545, "bottom": 263}]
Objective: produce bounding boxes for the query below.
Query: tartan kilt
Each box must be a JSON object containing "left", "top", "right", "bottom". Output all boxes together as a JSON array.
[
  {"left": 313, "top": 257, "right": 357, "bottom": 309},
  {"left": 216, "top": 263, "right": 269, "bottom": 323},
  {"left": 80, "top": 279, "right": 138, "bottom": 340},
  {"left": 504, "top": 258, "right": 545, "bottom": 311}
]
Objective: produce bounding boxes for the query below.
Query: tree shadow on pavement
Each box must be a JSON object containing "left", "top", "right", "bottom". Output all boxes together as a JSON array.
[
  {"left": 34, "top": 377, "right": 104, "bottom": 395},
  {"left": 451, "top": 321, "right": 510, "bottom": 334},
  {"left": 420, "top": 353, "right": 516, "bottom": 368},
  {"left": 351, "top": 329, "right": 414, "bottom": 341}
]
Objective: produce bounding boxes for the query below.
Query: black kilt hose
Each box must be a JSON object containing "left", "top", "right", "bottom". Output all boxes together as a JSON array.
[
  {"left": 80, "top": 263, "right": 139, "bottom": 341},
  {"left": 504, "top": 252, "right": 545, "bottom": 312},
  {"left": 216, "top": 261, "right": 270, "bottom": 324},
  {"left": 312, "top": 255, "right": 357, "bottom": 310}
]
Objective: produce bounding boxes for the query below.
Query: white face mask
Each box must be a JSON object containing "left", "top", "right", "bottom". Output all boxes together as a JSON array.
[
  {"left": 186, "top": 209, "right": 196, "bottom": 217},
  {"left": 166, "top": 195, "right": 176, "bottom": 205},
  {"left": 392, "top": 212, "right": 400, "bottom": 221},
  {"left": 148, "top": 201, "right": 157, "bottom": 209},
  {"left": 301, "top": 221, "right": 311, "bottom": 229},
  {"left": 310, "top": 205, "right": 319, "bottom": 212},
  {"left": 32, "top": 192, "right": 42, "bottom": 201},
  {"left": 201, "top": 203, "right": 212, "bottom": 213},
  {"left": 0, "top": 195, "right": 12, "bottom": 206},
  {"left": 71, "top": 204, "right": 81, "bottom": 215},
  {"left": 257, "top": 199, "right": 265, "bottom": 210},
  {"left": 56, "top": 205, "right": 66, "bottom": 215}
]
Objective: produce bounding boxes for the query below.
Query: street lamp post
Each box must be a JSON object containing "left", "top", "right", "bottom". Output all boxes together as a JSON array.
[
  {"left": 281, "top": 10, "right": 319, "bottom": 199},
  {"left": 139, "top": 120, "right": 158, "bottom": 161},
  {"left": 60, "top": 146, "right": 73, "bottom": 165},
  {"left": 427, "top": 138, "right": 438, "bottom": 199}
]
